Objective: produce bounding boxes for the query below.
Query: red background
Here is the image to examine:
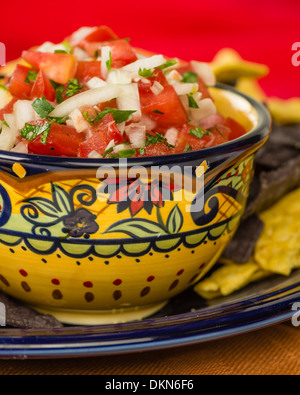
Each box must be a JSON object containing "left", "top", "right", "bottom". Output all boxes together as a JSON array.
[{"left": 1, "top": 0, "right": 299, "bottom": 99}]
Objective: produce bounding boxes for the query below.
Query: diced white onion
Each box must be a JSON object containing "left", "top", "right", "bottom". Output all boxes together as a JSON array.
[
  {"left": 113, "top": 143, "right": 132, "bottom": 153},
  {"left": 141, "top": 114, "right": 157, "bottom": 131},
  {"left": 122, "top": 55, "right": 166, "bottom": 76},
  {"left": 199, "top": 113, "right": 225, "bottom": 129},
  {"left": 171, "top": 81, "right": 198, "bottom": 96},
  {"left": 3, "top": 114, "right": 17, "bottom": 131},
  {"left": 86, "top": 77, "right": 106, "bottom": 89},
  {"left": 11, "top": 141, "right": 28, "bottom": 154},
  {"left": 69, "top": 109, "right": 89, "bottom": 133},
  {"left": 0, "top": 89, "right": 13, "bottom": 109},
  {"left": 0, "top": 125, "right": 15, "bottom": 151},
  {"left": 150, "top": 81, "right": 164, "bottom": 96},
  {"left": 189, "top": 98, "right": 217, "bottom": 124},
  {"left": 106, "top": 69, "right": 132, "bottom": 85},
  {"left": 73, "top": 47, "right": 90, "bottom": 61},
  {"left": 88, "top": 150, "right": 103, "bottom": 159},
  {"left": 104, "top": 139, "right": 115, "bottom": 152},
  {"left": 166, "top": 70, "right": 182, "bottom": 82},
  {"left": 125, "top": 124, "right": 146, "bottom": 148},
  {"left": 49, "top": 85, "right": 120, "bottom": 117},
  {"left": 101, "top": 46, "right": 112, "bottom": 80},
  {"left": 69, "top": 27, "right": 96, "bottom": 46},
  {"left": 191, "top": 61, "right": 216, "bottom": 86},
  {"left": 116, "top": 83, "right": 141, "bottom": 122},
  {"left": 164, "top": 127, "right": 178, "bottom": 147},
  {"left": 36, "top": 42, "right": 66, "bottom": 53},
  {"left": 117, "top": 122, "right": 126, "bottom": 135},
  {"left": 14, "top": 100, "right": 39, "bottom": 130}
]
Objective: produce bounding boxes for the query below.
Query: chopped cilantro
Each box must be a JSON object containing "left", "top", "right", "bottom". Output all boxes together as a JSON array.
[
  {"left": 54, "top": 49, "right": 68, "bottom": 54},
  {"left": 47, "top": 115, "right": 69, "bottom": 124},
  {"left": 32, "top": 96, "right": 55, "bottom": 118},
  {"left": 155, "top": 59, "right": 178, "bottom": 70},
  {"left": 184, "top": 143, "right": 193, "bottom": 152},
  {"left": 153, "top": 109, "right": 164, "bottom": 114},
  {"left": 118, "top": 148, "right": 136, "bottom": 158},
  {"left": 89, "top": 108, "right": 136, "bottom": 125},
  {"left": 106, "top": 51, "right": 113, "bottom": 72},
  {"left": 20, "top": 122, "right": 52, "bottom": 145},
  {"left": 145, "top": 132, "right": 175, "bottom": 148},
  {"left": 25, "top": 70, "right": 38, "bottom": 85},
  {"left": 94, "top": 50, "right": 100, "bottom": 59},
  {"left": 181, "top": 71, "right": 198, "bottom": 83},
  {"left": 138, "top": 147, "right": 145, "bottom": 155},
  {"left": 189, "top": 127, "right": 210, "bottom": 139},
  {"left": 65, "top": 79, "right": 83, "bottom": 97},
  {"left": 62, "top": 41, "right": 73, "bottom": 53},
  {"left": 138, "top": 68, "right": 154, "bottom": 78},
  {"left": 0, "top": 84, "right": 8, "bottom": 91},
  {"left": 50, "top": 80, "right": 65, "bottom": 104},
  {"left": 187, "top": 94, "right": 199, "bottom": 109},
  {"left": 56, "top": 85, "right": 65, "bottom": 104}
]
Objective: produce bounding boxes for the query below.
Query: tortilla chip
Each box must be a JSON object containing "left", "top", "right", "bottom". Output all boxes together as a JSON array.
[
  {"left": 211, "top": 48, "right": 269, "bottom": 83},
  {"left": 0, "top": 292, "right": 63, "bottom": 329},
  {"left": 194, "top": 259, "right": 269, "bottom": 300},
  {"left": 255, "top": 188, "right": 300, "bottom": 276},
  {"left": 235, "top": 77, "right": 267, "bottom": 102},
  {"left": 267, "top": 97, "right": 300, "bottom": 125},
  {"left": 244, "top": 156, "right": 300, "bottom": 219}
]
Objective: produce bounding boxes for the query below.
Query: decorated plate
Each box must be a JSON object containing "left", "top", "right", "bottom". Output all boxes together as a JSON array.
[{"left": 0, "top": 269, "right": 299, "bottom": 359}]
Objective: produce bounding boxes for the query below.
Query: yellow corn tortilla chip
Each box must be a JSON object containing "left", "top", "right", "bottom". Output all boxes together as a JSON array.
[
  {"left": 255, "top": 188, "right": 300, "bottom": 276},
  {"left": 267, "top": 97, "right": 300, "bottom": 125},
  {"left": 194, "top": 259, "right": 270, "bottom": 300},
  {"left": 195, "top": 188, "right": 300, "bottom": 300},
  {"left": 235, "top": 78, "right": 267, "bottom": 103},
  {"left": 211, "top": 48, "right": 269, "bottom": 83}
]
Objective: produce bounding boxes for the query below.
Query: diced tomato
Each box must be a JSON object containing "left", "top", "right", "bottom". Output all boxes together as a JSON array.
[
  {"left": 8, "top": 65, "right": 34, "bottom": 99},
  {"left": 96, "top": 99, "right": 118, "bottom": 111},
  {"left": 139, "top": 84, "right": 188, "bottom": 128},
  {"left": 223, "top": 117, "right": 247, "bottom": 140},
  {"left": 79, "top": 26, "right": 118, "bottom": 44},
  {"left": 138, "top": 69, "right": 168, "bottom": 92},
  {"left": 140, "top": 131, "right": 175, "bottom": 157},
  {"left": 75, "top": 61, "right": 102, "bottom": 83},
  {"left": 142, "top": 143, "right": 175, "bottom": 157},
  {"left": 27, "top": 122, "right": 85, "bottom": 157},
  {"left": 83, "top": 39, "right": 138, "bottom": 68},
  {"left": 30, "top": 70, "right": 56, "bottom": 101},
  {"left": 78, "top": 132, "right": 107, "bottom": 158},
  {"left": 22, "top": 51, "right": 77, "bottom": 85},
  {"left": 78, "top": 113, "right": 124, "bottom": 158},
  {"left": 0, "top": 98, "right": 18, "bottom": 121},
  {"left": 175, "top": 124, "right": 230, "bottom": 153}
]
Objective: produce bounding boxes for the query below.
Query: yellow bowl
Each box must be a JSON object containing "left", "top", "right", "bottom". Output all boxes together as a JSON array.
[{"left": 0, "top": 84, "right": 271, "bottom": 325}]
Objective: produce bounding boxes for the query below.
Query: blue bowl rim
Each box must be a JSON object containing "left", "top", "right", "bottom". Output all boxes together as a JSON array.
[{"left": 0, "top": 83, "right": 271, "bottom": 169}]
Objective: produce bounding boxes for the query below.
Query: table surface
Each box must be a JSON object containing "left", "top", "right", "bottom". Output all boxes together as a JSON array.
[{"left": 0, "top": 322, "right": 299, "bottom": 375}]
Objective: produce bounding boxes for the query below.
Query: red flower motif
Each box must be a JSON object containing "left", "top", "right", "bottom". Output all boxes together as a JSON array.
[{"left": 100, "top": 178, "right": 181, "bottom": 217}]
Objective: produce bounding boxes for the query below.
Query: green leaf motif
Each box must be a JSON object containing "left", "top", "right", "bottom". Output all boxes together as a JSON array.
[
  {"left": 51, "top": 183, "right": 73, "bottom": 215},
  {"left": 105, "top": 219, "right": 168, "bottom": 239},
  {"left": 23, "top": 198, "right": 61, "bottom": 218},
  {"left": 166, "top": 205, "right": 184, "bottom": 234}
]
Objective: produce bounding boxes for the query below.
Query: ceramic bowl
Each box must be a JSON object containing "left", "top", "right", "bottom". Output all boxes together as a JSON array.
[{"left": 0, "top": 84, "right": 271, "bottom": 325}]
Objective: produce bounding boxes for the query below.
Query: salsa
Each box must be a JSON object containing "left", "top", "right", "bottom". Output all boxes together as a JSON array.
[{"left": 0, "top": 26, "right": 247, "bottom": 158}]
